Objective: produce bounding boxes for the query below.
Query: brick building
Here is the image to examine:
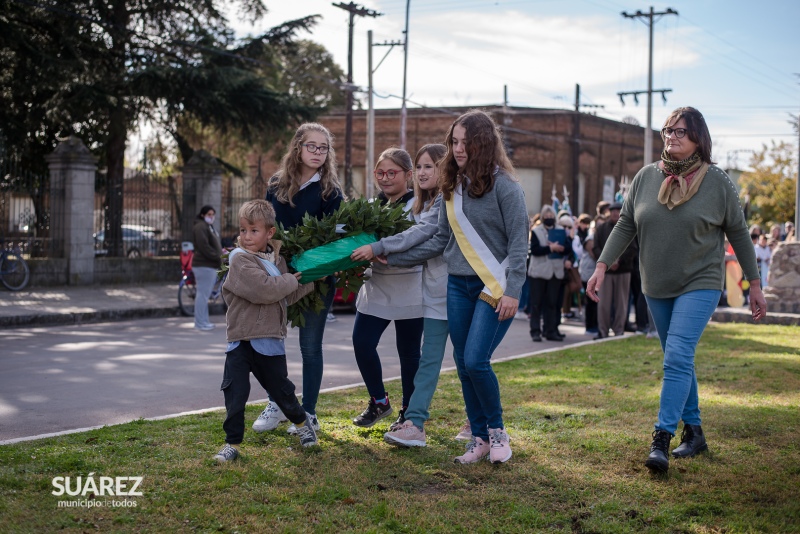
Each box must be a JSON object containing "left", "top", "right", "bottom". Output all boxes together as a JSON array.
[{"left": 256, "top": 105, "right": 662, "bottom": 217}]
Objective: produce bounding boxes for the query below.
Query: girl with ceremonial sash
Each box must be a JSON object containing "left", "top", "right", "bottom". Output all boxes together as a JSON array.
[
  {"left": 253, "top": 123, "right": 344, "bottom": 435},
  {"left": 351, "top": 144, "right": 450, "bottom": 447},
  {"left": 386, "top": 110, "right": 529, "bottom": 464},
  {"left": 350, "top": 147, "right": 424, "bottom": 429}
]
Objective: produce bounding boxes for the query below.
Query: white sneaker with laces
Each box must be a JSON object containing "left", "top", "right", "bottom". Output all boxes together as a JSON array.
[{"left": 252, "top": 403, "right": 288, "bottom": 432}]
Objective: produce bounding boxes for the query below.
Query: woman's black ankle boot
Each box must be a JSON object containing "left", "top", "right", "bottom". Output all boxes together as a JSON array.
[
  {"left": 671, "top": 424, "right": 708, "bottom": 458},
  {"left": 644, "top": 430, "right": 672, "bottom": 473}
]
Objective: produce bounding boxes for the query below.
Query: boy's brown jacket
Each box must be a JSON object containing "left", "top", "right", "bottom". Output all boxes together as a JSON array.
[{"left": 222, "top": 240, "right": 313, "bottom": 342}]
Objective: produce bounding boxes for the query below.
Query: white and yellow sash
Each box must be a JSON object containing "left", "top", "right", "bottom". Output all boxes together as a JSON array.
[{"left": 445, "top": 183, "right": 508, "bottom": 307}]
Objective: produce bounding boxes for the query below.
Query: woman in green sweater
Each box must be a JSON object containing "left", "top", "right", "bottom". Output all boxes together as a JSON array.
[{"left": 586, "top": 107, "right": 766, "bottom": 473}]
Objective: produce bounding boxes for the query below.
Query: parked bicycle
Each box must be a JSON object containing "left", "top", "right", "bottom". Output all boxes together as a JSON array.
[
  {"left": 178, "top": 242, "right": 227, "bottom": 316},
  {"left": 0, "top": 242, "right": 30, "bottom": 291}
]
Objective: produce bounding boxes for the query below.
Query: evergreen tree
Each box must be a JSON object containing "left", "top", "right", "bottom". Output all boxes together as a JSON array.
[{"left": 0, "top": 0, "right": 329, "bottom": 256}]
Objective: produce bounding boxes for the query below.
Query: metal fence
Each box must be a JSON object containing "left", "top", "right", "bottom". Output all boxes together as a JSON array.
[
  {"left": 0, "top": 148, "right": 56, "bottom": 257},
  {"left": 94, "top": 170, "right": 184, "bottom": 258},
  {"left": 220, "top": 173, "right": 267, "bottom": 247}
]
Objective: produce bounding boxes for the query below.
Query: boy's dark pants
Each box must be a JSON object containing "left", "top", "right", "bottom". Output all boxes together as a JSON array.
[{"left": 221, "top": 340, "right": 306, "bottom": 444}]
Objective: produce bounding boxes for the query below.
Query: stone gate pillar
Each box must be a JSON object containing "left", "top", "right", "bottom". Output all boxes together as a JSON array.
[
  {"left": 45, "top": 137, "right": 97, "bottom": 285},
  {"left": 181, "top": 150, "right": 222, "bottom": 242}
]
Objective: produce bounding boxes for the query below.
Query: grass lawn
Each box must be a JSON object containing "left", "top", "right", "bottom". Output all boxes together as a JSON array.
[{"left": 1, "top": 323, "right": 799, "bottom": 533}]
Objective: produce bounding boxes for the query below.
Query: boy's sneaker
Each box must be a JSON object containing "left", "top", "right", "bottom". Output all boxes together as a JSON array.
[
  {"left": 252, "top": 403, "right": 287, "bottom": 432},
  {"left": 384, "top": 420, "right": 427, "bottom": 447},
  {"left": 388, "top": 408, "right": 407, "bottom": 432},
  {"left": 453, "top": 437, "right": 490, "bottom": 464},
  {"left": 353, "top": 397, "right": 393, "bottom": 427},
  {"left": 213, "top": 443, "right": 239, "bottom": 463},
  {"left": 454, "top": 420, "right": 472, "bottom": 441},
  {"left": 294, "top": 414, "right": 319, "bottom": 448},
  {"left": 488, "top": 427, "right": 512, "bottom": 464},
  {"left": 287, "top": 412, "right": 320, "bottom": 435}
]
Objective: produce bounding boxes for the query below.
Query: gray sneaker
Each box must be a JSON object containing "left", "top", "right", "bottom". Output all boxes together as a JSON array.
[
  {"left": 287, "top": 412, "right": 320, "bottom": 435},
  {"left": 294, "top": 414, "right": 319, "bottom": 447},
  {"left": 213, "top": 443, "right": 239, "bottom": 462},
  {"left": 252, "top": 403, "right": 287, "bottom": 432}
]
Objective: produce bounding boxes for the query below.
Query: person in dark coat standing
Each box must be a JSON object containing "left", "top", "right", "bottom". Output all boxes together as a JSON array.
[{"left": 192, "top": 205, "right": 222, "bottom": 331}]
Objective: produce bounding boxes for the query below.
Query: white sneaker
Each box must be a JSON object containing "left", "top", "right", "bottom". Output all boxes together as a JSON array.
[
  {"left": 252, "top": 403, "right": 287, "bottom": 432},
  {"left": 287, "top": 412, "right": 320, "bottom": 435},
  {"left": 514, "top": 310, "right": 528, "bottom": 320},
  {"left": 326, "top": 312, "right": 337, "bottom": 323},
  {"left": 195, "top": 323, "right": 215, "bottom": 331}
]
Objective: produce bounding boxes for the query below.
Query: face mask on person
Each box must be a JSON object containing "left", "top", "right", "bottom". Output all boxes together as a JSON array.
[
  {"left": 542, "top": 217, "right": 556, "bottom": 228},
  {"left": 204, "top": 215, "right": 215, "bottom": 225}
]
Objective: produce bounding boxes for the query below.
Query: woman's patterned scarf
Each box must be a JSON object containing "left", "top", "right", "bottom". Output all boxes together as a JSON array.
[{"left": 658, "top": 149, "right": 709, "bottom": 210}]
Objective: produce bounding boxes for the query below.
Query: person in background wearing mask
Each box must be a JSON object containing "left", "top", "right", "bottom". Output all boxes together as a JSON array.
[
  {"left": 527, "top": 204, "right": 574, "bottom": 342},
  {"left": 192, "top": 205, "right": 223, "bottom": 331}
]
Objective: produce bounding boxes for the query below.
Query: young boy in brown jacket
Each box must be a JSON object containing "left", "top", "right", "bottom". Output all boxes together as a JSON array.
[{"left": 213, "top": 200, "right": 317, "bottom": 462}]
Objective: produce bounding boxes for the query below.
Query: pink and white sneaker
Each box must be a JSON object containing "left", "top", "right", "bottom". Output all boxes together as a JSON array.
[
  {"left": 453, "top": 437, "right": 490, "bottom": 464},
  {"left": 454, "top": 420, "right": 472, "bottom": 441},
  {"left": 384, "top": 420, "right": 427, "bottom": 447},
  {"left": 488, "top": 427, "right": 512, "bottom": 464}
]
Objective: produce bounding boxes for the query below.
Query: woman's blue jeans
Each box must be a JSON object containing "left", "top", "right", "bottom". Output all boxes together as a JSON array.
[
  {"left": 645, "top": 289, "right": 720, "bottom": 436},
  {"left": 193, "top": 266, "right": 217, "bottom": 329},
  {"left": 352, "top": 312, "right": 423, "bottom": 407},
  {"left": 268, "top": 278, "right": 335, "bottom": 415},
  {"left": 404, "top": 318, "right": 450, "bottom": 428},
  {"left": 447, "top": 275, "right": 513, "bottom": 441}
]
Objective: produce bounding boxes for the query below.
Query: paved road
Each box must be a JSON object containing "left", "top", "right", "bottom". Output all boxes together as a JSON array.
[{"left": 0, "top": 312, "right": 599, "bottom": 443}]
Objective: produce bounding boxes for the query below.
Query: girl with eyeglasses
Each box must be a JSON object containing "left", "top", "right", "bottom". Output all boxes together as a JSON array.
[
  {"left": 253, "top": 123, "right": 344, "bottom": 436},
  {"left": 351, "top": 144, "right": 456, "bottom": 447},
  {"left": 587, "top": 107, "right": 766, "bottom": 473},
  {"left": 349, "top": 147, "right": 424, "bottom": 429}
]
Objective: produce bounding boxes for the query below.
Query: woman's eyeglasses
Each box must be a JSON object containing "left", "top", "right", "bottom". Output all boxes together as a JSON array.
[
  {"left": 661, "top": 127, "right": 688, "bottom": 139},
  {"left": 303, "top": 143, "right": 329, "bottom": 154},
  {"left": 374, "top": 169, "right": 406, "bottom": 180}
]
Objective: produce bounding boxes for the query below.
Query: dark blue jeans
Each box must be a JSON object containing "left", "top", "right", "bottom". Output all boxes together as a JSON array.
[
  {"left": 447, "top": 275, "right": 513, "bottom": 441},
  {"left": 352, "top": 312, "right": 423, "bottom": 407},
  {"left": 267, "top": 278, "right": 335, "bottom": 415}
]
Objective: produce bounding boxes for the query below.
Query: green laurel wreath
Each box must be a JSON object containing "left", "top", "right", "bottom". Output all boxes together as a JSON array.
[{"left": 220, "top": 197, "right": 415, "bottom": 328}]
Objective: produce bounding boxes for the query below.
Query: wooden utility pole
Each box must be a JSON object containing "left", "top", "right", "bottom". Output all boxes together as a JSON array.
[
  {"left": 619, "top": 6, "right": 678, "bottom": 166},
  {"left": 333, "top": 2, "right": 381, "bottom": 198}
]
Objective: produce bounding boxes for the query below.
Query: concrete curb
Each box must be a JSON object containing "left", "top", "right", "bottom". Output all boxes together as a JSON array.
[{"left": 711, "top": 308, "right": 800, "bottom": 326}]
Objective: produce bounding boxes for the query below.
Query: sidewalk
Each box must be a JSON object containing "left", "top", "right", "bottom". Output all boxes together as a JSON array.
[
  {"left": 0, "top": 283, "right": 183, "bottom": 328},
  {"left": 1, "top": 283, "right": 798, "bottom": 328}
]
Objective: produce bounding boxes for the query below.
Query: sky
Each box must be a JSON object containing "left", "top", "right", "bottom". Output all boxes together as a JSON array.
[{"left": 219, "top": 0, "right": 800, "bottom": 170}]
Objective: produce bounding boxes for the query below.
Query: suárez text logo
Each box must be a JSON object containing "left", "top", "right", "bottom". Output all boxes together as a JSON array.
[{"left": 51, "top": 473, "right": 143, "bottom": 497}]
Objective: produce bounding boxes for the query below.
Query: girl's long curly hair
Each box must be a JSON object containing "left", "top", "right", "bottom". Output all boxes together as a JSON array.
[
  {"left": 439, "top": 110, "right": 515, "bottom": 201},
  {"left": 411, "top": 143, "right": 446, "bottom": 215},
  {"left": 269, "top": 123, "right": 343, "bottom": 206}
]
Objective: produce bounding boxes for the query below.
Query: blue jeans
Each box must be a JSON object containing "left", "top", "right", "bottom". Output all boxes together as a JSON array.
[
  {"left": 298, "top": 279, "right": 336, "bottom": 414},
  {"left": 645, "top": 289, "right": 721, "bottom": 435},
  {"left": 268, "top": 278, "right": 334, "bottom": 415},
  {"left": 447, "top": 275, "right": 513, "bottom": 441},
  {"left": 405, "top": 318, "right": 450, "bottom": 428},
  {"left": 352, "top": 312, "right": 423, "bottom": 407}
]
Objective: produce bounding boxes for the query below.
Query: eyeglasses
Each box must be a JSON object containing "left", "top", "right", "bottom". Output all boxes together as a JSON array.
[
  {"left": 661, "top": 127, "right": 688, "bottom": 139},
  {"left": 374, "top": 169, "right": 406, "bottom": 180},
  {"left": 303, "top": 143, "right": 329, "bottom": 155}
]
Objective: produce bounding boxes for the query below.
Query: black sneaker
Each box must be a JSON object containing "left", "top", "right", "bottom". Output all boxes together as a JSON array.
[
  {"left": 213, "top": 443, "right": 239, "bottom": 463},
  {"left": 353, "top": 398, "right": 393, "bottom": 427},
  {"left": 295, "top": 414, "right": 319, "bottom": 448},
  {"left": 388, "top": 408, "right": 407, "bottom": 431}
]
